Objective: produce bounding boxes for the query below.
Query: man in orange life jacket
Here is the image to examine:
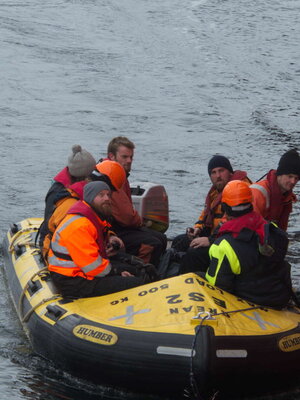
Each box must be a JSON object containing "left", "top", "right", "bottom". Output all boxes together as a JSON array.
[
  {"left": 251, "top": 149, "right": 300, "bottom": 231},
  {"left": 173, "top": 155, "right": 251, "bottom": 274},
  {"left": 104, "top": 136, "right": 167, "bottom": 267},
  {"left": 41, "top": 160, "right": 126, "bottom": 262},
  {"left": 48, "top": 181, "right": 144, "bottom": 298}
]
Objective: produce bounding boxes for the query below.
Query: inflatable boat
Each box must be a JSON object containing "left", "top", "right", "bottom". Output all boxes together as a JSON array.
[{"left": 2, "top": 217, "right": 300, "bottom": 399}]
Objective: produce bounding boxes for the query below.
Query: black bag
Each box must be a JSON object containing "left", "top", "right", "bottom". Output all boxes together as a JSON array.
[
  {"left": 156, "top": 248, "right": 183, "bottom": 279},
  {"left": 110, "top": 252, "right": 158, "bottom": 283}
]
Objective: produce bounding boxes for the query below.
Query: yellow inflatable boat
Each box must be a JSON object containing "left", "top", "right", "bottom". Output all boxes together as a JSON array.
[{"left": 2, "top": 218, "right": 300, "bottom": 398}]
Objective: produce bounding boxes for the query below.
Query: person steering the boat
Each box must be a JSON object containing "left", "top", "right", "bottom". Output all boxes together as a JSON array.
[
  {"left": 99, "top": 136, "right": 167, "bottom": 268},
  {"left": 173, "top": 155, "right": 251, "bottom": 274},
  {"left": 205, "top": 180, "right": 293, "bottom": 309},
  {"left": 48, "top": 181, "right": 144, "bottom": 298},
  {"left": 250, "top": 148, "right": 300, "bottom": 231}
]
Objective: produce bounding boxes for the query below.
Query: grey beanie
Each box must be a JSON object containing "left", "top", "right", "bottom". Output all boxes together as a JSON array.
[
  {"left": 67, "top": 145, "right": 96, "bottom": 178},
  {"left": 83, "top": 181, "right": 111, "bottom": 205}
]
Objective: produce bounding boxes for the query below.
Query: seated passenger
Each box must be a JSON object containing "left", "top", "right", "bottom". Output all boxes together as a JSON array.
[
  {"left": 103, "top": 136, "right": 167, "bottom": 267},
  {"left": 205, "top": 180, "right": 293, "bottom": 309},
  {"left": 42, "top": 160, "right": 125, "bottom": 262},
  {"left": 174, "top": 155, "right": 251, "bottom": 274},
  {"left": 251, "top": 149, "right": 300, "bottom": 231},
  {"left": 48, "top": 181, "right": 144, "bottom": 298},
  {"left": 39, "top": 144, "right": 96, "bottom": 249}
]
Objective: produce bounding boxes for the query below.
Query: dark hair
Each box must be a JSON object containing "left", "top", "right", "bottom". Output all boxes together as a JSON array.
[{"left": 107, "top": 136, "right": 135, "bottom": 157}]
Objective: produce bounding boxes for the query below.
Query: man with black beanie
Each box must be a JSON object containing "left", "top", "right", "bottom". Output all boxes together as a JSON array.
[
  {"left": 171, "top": 154, "right": 251, "bottom": 274},
  {"left": 251, "top": 149, "right": 300, "bottom": 231}
]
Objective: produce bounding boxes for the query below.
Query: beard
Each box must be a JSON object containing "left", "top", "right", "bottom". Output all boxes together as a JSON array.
[
  {"left": 214, "top": 180, "right": 226, "bottom": 192},
  {"left": 93, "top": 202, "right": 112, "bottom": 220}
]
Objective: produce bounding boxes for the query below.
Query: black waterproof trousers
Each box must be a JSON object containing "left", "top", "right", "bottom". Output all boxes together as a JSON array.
[
  {"left": 50, "top": 271, "right": 143, "bottom": 298},
  {"left": 113, "top": 226, "right": 167, "bottom": 267}
]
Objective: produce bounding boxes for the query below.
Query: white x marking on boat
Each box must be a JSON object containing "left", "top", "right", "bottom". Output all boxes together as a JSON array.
[
  {"left": 109, "top": 305, "right": 151, "bottom": 325},
  {"left": 241, "top": 311, "right": 280, "bottom": 330}
]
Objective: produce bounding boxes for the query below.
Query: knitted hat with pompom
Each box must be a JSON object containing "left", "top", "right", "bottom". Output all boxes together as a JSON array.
[{"left": 67, "top": 144, "right": 96, "bottom": 178}]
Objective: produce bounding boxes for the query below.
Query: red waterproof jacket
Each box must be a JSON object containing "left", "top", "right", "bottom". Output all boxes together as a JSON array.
[{"left": 251, "top": 169, "right": 297, "bottom": 231}]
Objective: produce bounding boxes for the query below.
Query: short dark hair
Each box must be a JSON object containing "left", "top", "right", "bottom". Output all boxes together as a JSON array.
[{"left": 107, "top": 136, "right": 135, "bottom": 157}]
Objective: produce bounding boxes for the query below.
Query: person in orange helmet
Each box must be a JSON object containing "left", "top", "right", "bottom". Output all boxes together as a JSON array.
[
  {"left": 205, "top": 180, "right": 293, "bottom": 308},
  {"left": 176, "top": 154, "right": 251, "bottom": 274},
  {"left": 48, "top": 181, "right": 144, "bottom": 298},
  {"left": 90, "top": 159, "right": 126, "bottom": 191}
]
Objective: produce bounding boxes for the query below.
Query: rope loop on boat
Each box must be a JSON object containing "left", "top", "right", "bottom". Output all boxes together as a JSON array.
[
  {"left": 18, "top": 267, "right": 60, "bottom": 323},
  {"left": 21, "top": 295, "right": 62, "bottom": 323},
  {"left": 9, "top": 228, "right": 40, "bottom": 253},
  {"left": 188, "top": 312, "right": 218, "bottom": 400}
]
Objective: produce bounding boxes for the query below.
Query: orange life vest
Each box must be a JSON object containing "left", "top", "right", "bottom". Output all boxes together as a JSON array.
[{"left": 48, "top": 201, "right": 112, "bottom": 280}]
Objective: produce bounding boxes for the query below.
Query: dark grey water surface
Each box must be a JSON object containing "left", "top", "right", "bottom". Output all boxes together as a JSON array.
[{"left": 0, "top": 0, "right": 300, "bottom": 399}]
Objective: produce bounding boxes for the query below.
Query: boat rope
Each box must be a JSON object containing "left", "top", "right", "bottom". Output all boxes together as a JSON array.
[
  {"left": 18, "top": 267, "right": 61, "bottom": 323},
  {"left": 186, "top": 312, "right": 220, "bottom": 400},
  {"left": 188, "top": 305, "right": 263, "bottom": 400},
  {"left": 9, "top": 228, "right": 40, "bottom": 253},
  {"left": 21, "top": 294, "right": 62, "bottom": 324},
  {"left": 188, "top": 314, "right": 208, "bottom": 400},
  {"left": 193, "top": 305, "right": 262, "bottom": 320}
]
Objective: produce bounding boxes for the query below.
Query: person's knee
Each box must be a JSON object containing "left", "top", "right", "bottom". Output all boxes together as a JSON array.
[
  {"left": 125, "top": 276, "right": 144, "bottom": 289},
  {"left": 179, "top": 247, "right": 209, "bottom": 274},
  {"left": 172, "top": 234, "right": 190, "bottom": 252}
]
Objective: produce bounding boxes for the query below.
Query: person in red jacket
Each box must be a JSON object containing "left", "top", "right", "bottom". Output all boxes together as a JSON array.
[
  {"left": 251, "top": 149, "right": 300, "bottom": 231},
  {"left": 48, "top": 181, "right": 144, "bottom": 298},
  {"left": 103, "top": 136, "right": 167, "bottom": 267},
  {"left": 39, "top": 144, "right": 96, "bottom": 249}
]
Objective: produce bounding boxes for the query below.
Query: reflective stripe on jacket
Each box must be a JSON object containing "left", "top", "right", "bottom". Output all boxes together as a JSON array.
[
  {"left": 250, "top": 169, "right": 296, "bottom": 231},
  {"left": 48, "top": 205, "right": 112, "bottom": 280},
  {"left": 206, "top": 239, "right": 241, "bottom": 286},
  {"left": 205, "top": 211, "right": 291, "bottom": 308},
  {"left": 42, "top": 188, "right": 81, "bottom": 261}
]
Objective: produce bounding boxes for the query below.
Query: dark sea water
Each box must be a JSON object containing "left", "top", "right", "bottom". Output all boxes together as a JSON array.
[{"left": 0, "top": 0, "right": 300, "bottom": 399}]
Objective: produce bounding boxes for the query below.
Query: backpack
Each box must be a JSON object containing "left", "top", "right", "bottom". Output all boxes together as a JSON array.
[
  {"left": 110, "top": 252, "right": 158, "bottom": 283},
  {"left": 156, "top": 248, "right": 183, "bottom": 279}
]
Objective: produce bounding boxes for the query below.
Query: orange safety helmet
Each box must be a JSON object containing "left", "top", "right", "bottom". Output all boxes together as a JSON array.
[
  {"left": 221, "top": 180, "right": 252, "bottom": 216},
  {"left": 93, "top": 160, "right": 126, "bottom": 190}
]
